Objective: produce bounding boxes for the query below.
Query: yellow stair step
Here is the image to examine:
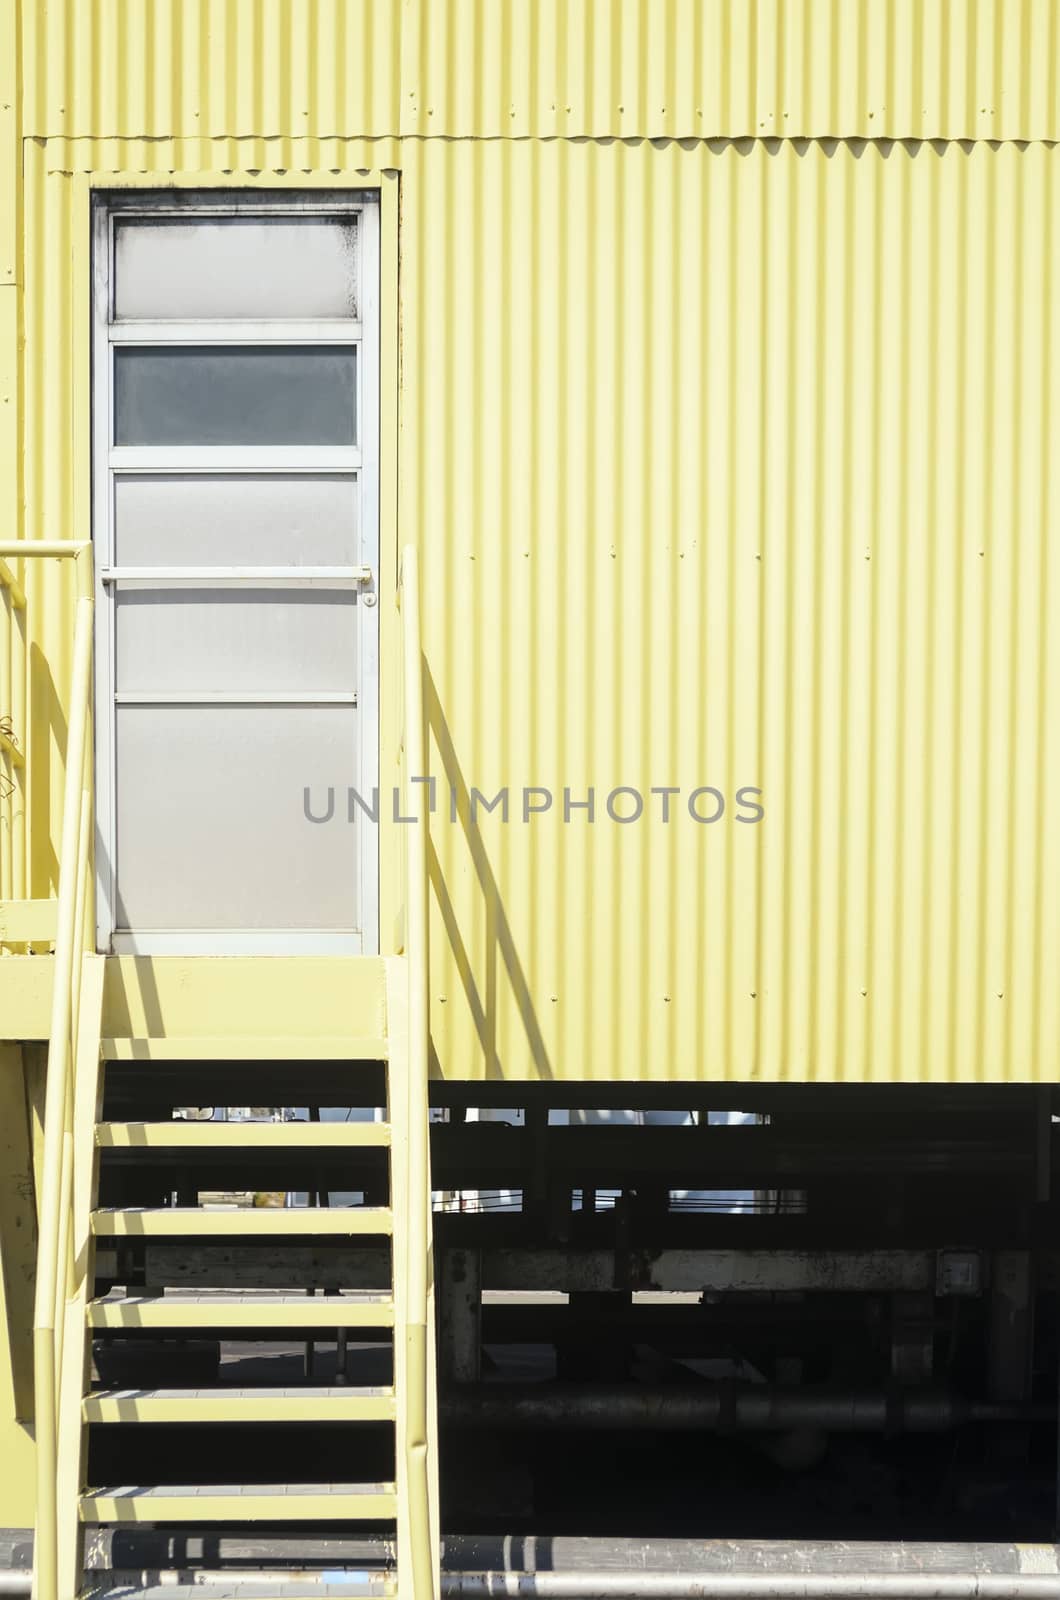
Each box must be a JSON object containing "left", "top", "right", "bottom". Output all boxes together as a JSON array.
[
  {"left": 83, "top": 1585, "right": 392, "bottom": 1600},
  {"left": 80, "top": 1482, "right": 397, "bottom": 1523},
  {"left": 89, "top": 1292, "right": 395, "bottom": 1331},
  {"left": 81, "top": 1583, "right": 392, "bottom": 1599},
  {"left": 83, "top": 1386, "right": 396, "bottom": 1424},
  {"left": 97, "top": 1120, "right": 391, "bottom": 1148},
  {"left": 101, "top": 1035, "right": 389, "bottom": 1062},
  {"left": 91, "top": 1207, "right": 394, "bottom": 1237}
]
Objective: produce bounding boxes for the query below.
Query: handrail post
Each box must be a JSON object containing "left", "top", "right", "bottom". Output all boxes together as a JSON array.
[
  {"left": 54, "top": 781, "right": 91, "bottom": 1404},
  {"left": 31, "top": 595, "right": 93, "bottom": 1600},
  {"left": 400, "top": 546, "right": 436, "bottom": 1600}
]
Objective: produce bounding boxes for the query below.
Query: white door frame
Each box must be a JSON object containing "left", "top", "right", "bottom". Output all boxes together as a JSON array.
[{"left": 91, "top": 189, "right": 380, "bottom": 955}]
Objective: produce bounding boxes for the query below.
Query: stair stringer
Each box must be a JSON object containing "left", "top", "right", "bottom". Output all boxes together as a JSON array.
[
  {"left": 48, "top": 950, "right": 436, "bottom": 1599},
  {"left": 55, "top": 953, "right": 106, "bottom": 1600},
  {"left": 385, "top": 955, "right": 440, "bottom": 1600}
]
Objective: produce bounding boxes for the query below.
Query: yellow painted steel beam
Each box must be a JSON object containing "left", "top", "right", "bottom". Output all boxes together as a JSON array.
[
  {"left": 0, "top": 957, "right": 393, "bottom": 1050},
  {"left": 91, "top": 1207, "right": 394, "bottom": 1237},
  {"left": 101, "top": 1035, "right": 389, "bottom": 1062},
  {"left": 94, "top": 1590, "right": 394, "bottom": 1600},
  {"left": 0, "top": 898, "right": 56, "bottom": 941},
  {"left": 102, "top": 956, "right": 389, "bottom": 1047},
  {"left": 96, "top": 1121, "right": 391, "bottom": 1148},
  {"left": 80, "top": 1483, "right": 398, "bottom": 1523},
  {"left": 83, "top": 1386, "right": 397, "bottom": 1424},
  {"left": 88, "top": 1293, "right": 395, "bottom": 1331},
  {"left": 0, "top": 956, "right": 54, "bottom": 1038},
  {"left": 69, "top": 1591, "right": 392, "bottom": 1600}
]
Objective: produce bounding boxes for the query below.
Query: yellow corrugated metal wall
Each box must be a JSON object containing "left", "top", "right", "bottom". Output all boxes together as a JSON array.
[
  {"left": 409, "top": 136, "right": 1060, "bottom": 1085},
  {"left": 18, "top": 0, "right": 1060, "bottom": 142},
  {"left": 5, "top": 2, "right": 1060, "bottom": 1084}
]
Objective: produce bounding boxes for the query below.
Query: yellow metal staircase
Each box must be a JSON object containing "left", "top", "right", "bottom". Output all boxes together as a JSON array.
[
  {"left": 32, "top": 552, "right": 437, "bottom": 1600},
  {"left": 57, "top": 991, "right": 432, "bottom": 1598}
]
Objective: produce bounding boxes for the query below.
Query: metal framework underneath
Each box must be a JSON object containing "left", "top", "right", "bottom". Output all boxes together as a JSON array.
[{"left": 72, "top": 1075, "right": 1060, "bottom": 1579}]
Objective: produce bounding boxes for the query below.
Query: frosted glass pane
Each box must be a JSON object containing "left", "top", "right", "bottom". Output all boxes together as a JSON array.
[
  {"left": 115, "top": 706, "right": 360, "bottom": 930},
  {"left": 114, "top": 217, "right": 358, "bottom": 320},
  {"left": 115, "top": 586, "right": 358, "bottom": 693},
  {"left": 114, "top": 347, "right": 356, "bottom": 446},
  {"left": 114, "top": 475, "right": 358, "bottom": 565}
]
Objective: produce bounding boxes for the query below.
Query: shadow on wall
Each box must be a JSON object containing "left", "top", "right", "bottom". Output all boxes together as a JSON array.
[
  {"left": 424, "top": 665, "right": 553, "bottom": 1083},
  {"left": 28, "top": 642, "right": 63, "bottom": 896}
]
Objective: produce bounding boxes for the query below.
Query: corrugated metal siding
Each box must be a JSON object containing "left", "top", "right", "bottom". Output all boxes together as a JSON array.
[
  {"left": 407, "top": 0, "right": 1060, "bottom": 141},
  {"left": 403, "top": 138, "right": 1060, "bottom": 1082},
  {"left": 0, "top": 0, "right": 17, "bottom": 508},
  {"left": 9, "top": 4, "right": 1060, "bottom": 1081},
  {"left": 22, "top": 0, "right": 403, "bottom": 141},
  {"left": 20, "top": 0, "right": 1060, "bottom": 143},
  {"left": 19, "top": 139, "right": 87, "bottom": 883}
]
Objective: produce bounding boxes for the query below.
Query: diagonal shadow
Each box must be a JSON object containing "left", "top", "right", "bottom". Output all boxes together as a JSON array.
[
  {"left": 424, "top": 665, "right": 553, "bottom": 1082},
  {"left": 28, "top": 640, "right": 64, "bottom": 894}
]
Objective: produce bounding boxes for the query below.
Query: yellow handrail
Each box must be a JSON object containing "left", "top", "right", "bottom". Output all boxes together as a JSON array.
[
  {"left": 399, "top": 545, "right": 436, "bottom": 1600},
  {"left": 31, "top": 594, "right": 94, "bottom": 1600},
  {"left": 0, "top": 543, "right": 91, "bottom": 558}
]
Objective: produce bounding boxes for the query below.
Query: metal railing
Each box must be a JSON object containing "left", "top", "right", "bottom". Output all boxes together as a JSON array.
[
  {"left": 0, "top": 542, "right": 95, "bottom": 1600},
  {"left": 399, "top": 544, "right": 437, "bottom": 1600},
  {"left": 10, "top": 543, "right": 432, "bottom": 1595}
]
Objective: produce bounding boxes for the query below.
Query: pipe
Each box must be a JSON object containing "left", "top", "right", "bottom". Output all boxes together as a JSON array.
[
  {"left": 441, "top": 1384, "right": 1052, "bottom": 1433},
  {"left": 5, "top": 1574, "right": 1058, "bottom": 1600},
  {"left": 441, "top": 1578, "right": 1060, "bottom": 1599},
  {"left": 3, "top": 1571, "right": 1057, "bottom": 1600}
]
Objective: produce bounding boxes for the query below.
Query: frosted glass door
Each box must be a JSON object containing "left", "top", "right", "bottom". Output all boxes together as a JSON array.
[{"left": 93, "top": 195, "right": 379, "bottom": 953}]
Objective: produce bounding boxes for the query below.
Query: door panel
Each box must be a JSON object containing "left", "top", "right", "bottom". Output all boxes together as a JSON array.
[
  {"left": 114, "top": 586, "right": 360, "bottom": 695},
  {"left": 113, "top": 474, "right": 359, "bottom": 566},
  {"left": 114, "top": 705, "right": 360, "bottom": 931},
  {"left": 94, "top": 193, "right": 379, "bottom": 954}
]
